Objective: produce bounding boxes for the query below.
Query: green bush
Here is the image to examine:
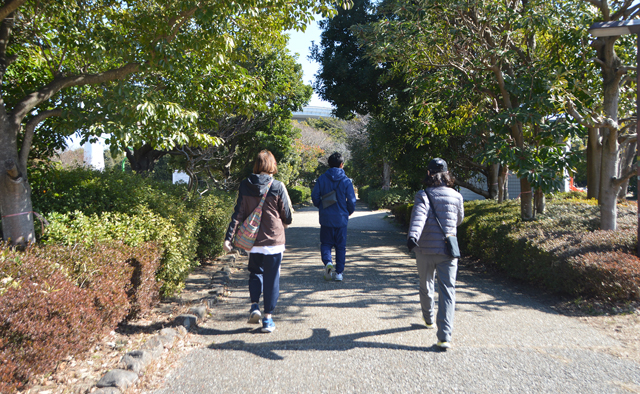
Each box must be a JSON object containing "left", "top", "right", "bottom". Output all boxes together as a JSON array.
[
  {"left": 458, "top": 199, "right": 639, "bottom": 301},
  {"left": 289, "top": 185, "right": 311, "bottom": 204},
  {"left": 358, "top": 185, "right": 371, "bottom": 202},
  {"left": 194, "top": 191, "right": 236, "bottom": 259},
  {"left": 390, "top": 203, "right": 414, "bottom": 228},
  {"left": 42, "top": 208, "right": 195, "bottom": 297},
  {"left": 367, "top": 188, "right": 414, "bottom": 210},
  {"left": 30, "top": 166, "right": 183, "bottom": 218},
  {"left": 29, "top": 167, "right": 236, "bottom": 296}
]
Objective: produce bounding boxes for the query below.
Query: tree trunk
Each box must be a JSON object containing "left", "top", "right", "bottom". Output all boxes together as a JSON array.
[
  {"left": 520, "top": 177, "right": 533, "bottom": 220},
  {"left": 534, "top": 188, "right": 545, "bottom": 215},
  {"left": 126, "top": 144, "right": 167, "bottom": 174},
  {"left": 617, "top": 140, "right": 636, "bottom": 200},
  {"left": 488, "top": 163, "right": 500, "bottom": 200},
  {"left": 592, "top": 35, "right": 623, "bottom": 230},
  {"left": 0, "top": 121, "right": 36, "bottom": 246},
  {"left": 599, "top": 128, "right": 619, "bottom": 230},
  {"left": 382, "top": 158, "right": 391, "bottom": 190},
  {"left": 586, "top": 127, "right": 601, "bottom": 200},
  {"left": 498, "top": 165, "right": 508, "bottom": 203}
]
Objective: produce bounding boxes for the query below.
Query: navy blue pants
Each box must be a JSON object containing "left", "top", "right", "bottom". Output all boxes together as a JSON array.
[
  {"left": 248, "top": 252, "right": 282, "bottom": 315},
  {"left": 320, "top": 225, "right": 347, "bottom": 274}
]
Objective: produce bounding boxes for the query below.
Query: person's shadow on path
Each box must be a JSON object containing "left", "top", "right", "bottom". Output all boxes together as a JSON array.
[{"left": 200, "top": 324, "right": 444, "bottom": 360}]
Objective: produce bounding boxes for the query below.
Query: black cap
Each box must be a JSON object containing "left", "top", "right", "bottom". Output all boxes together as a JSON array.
[{"left": 428, "top": 158, "right": 448, "bottom": 173}]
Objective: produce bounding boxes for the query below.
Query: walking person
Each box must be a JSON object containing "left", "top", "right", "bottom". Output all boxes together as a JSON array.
[
  {"left": 223, "top": 150, "right": 293, "bottom": 333},
  {"left": 311, "top": 152, "right": 357, "bottom": 281},
  {"left": 407, "top": 158, "right": 464, "bottom": 349}
]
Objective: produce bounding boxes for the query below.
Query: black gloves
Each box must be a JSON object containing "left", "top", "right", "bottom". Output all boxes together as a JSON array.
[{"left": 407, "top": 237, "right": 418, "bottom": 252}]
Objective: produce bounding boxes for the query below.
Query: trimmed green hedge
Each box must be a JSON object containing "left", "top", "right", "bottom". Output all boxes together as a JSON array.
[
  {"left": 367, "top": 187, "right": 414, "bottom": 210},
  {"left": 42, "top": 208, "right": 195, "bottom": 297},
  {"left": 392, "top": 195, "right": 640, "bottom": 301},
  {"left": 30, "top": 167, "right": 235, "bottom": 297},
  {"left": 289, "top": 185, "right": 311, "bottom": 204},
  {"left": 195, "top": 191, "right": 236, "bottom": 259}
]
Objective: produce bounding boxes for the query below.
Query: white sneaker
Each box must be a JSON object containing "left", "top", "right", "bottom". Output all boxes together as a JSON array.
[
  {"left": 437, "top": 341, "right": 452, "bottom": 349},
  {"left": 248, "top": 303, "right": 261, "bottom": 324},
  {"left": 324, "top": 263, "right": 334, "bottom": 281},
  {"left": 334, "top": 273, "right": 343, "bottom": 281}
]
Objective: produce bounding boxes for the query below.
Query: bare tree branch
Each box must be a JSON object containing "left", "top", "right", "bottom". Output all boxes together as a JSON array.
[
  {"left": 619, "top": 133, "right": 637, "bottom": 145},
  {"left": 616, "top": 66, "right": 633, "bottom": 75},
  {"left": 614, "top": 166, "right": 638, "bottom": 187},
  {"left": 611, "top": 1, "right": 636, "bottom": 20},
  {"left": 0, "top": 0, "right": 26, "bottom": 23},
  {"left": 152, "top": 8, "right": 198, "bottom": 48},
  {"left": 455, "top": 178, "right": 489, "bottom": 198},
  {"left": 19, "top": 109, "right": 63, "bottom": 168},
  {"left": 12, "top": 63, "right": 141, "bottom": 121},
  {"left": 587, "top": 56, "right": 606, "bottom": 66},
  {"left": 565, "top": 100, "right": 618, "bottom": 131},
  {"left": 0, "top": 9, "right": 14, "bottom": 69}
]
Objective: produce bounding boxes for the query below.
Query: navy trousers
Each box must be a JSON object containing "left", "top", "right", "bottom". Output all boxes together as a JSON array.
[
  {"left": 320, "top": 225, "right": 347, "bottom": 274},
  {"left": 248, "top": 252, "right": 282, "bottom": 315}
]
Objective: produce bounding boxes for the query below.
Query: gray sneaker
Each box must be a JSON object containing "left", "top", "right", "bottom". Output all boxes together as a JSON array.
[{"left": 324, "top": 262, "right": 334, "bottom": 281}]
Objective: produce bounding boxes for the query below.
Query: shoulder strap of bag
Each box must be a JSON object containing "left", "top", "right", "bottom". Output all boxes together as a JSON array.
[
  {"left": 257, "top": 179, "right": 274, "bottom": 209},
  {"left": 424, "top": 189, "right": 446, "bottom": 236}
]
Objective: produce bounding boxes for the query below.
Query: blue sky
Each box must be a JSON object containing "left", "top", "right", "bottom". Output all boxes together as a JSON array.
[{"left": 286, "top": 19, "right": 332, "bottom": 108}]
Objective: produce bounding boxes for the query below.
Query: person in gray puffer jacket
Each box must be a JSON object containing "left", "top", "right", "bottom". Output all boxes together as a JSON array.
[{"left": 407, "top": 158, "right": 464, "bottom": 350}]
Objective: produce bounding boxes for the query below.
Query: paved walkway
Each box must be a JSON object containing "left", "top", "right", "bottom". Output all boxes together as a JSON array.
[{"left": 148, "top": 203, "right": 640, "bottom": 393}]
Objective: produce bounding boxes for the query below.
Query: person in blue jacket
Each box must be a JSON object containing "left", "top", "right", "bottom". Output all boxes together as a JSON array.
[{"left": 311, "top": 152, "right": 357, "bottom": 281}]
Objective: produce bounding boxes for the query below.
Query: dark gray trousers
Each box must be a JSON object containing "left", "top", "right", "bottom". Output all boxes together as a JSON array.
[{"left": 416, "top": 253, "right": 458, "bottom": 343}]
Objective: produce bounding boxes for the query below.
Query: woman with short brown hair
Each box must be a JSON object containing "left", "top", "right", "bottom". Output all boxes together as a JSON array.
[
  {"left": 253, "top": 149, "right": 278, "bottom": 175},
  {"left": 224, "top": 150, "right": 292, "bottom": 332}
]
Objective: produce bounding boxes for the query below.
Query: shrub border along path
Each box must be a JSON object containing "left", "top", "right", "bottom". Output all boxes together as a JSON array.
[{"left": 20, "top": 253, "right": 246, "bottom": 394}]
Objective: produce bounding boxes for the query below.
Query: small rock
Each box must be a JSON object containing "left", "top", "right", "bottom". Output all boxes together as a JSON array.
[
  {"left": 72, "top": 382, "right": 94, "bottom": 394},
  {"left": 96, "top": 369, "right": 138, "bottom": 390},
  {"left": 209, "top": 284, "right": 224, "bottom": 294},
  {"left": 174, "top": 314, "right": 198, "bottom": 330},
  {"left": 139, "top": 337, "right": 164, "bottom": 357},
  {"left": 120, "top": 350, "right": 154, "bottom": 374},
  {"left": 176, "top": 325, "right": 188, "bottom": 337},
  {"left": 188, "top": 305, "right": 207, "bottom": 321},
  {"left": 159, "top": 327, "right": 178, "bottom": 339}
]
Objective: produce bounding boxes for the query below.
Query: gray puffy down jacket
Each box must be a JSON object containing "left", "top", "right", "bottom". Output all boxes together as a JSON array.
[{"left": 407, "top": 186, "right": 464, "bottom": 256}]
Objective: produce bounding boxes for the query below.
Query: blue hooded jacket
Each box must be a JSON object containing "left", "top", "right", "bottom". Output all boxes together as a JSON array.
[{"left": 311, "top": 167, "right": 357, "bottom": 228}]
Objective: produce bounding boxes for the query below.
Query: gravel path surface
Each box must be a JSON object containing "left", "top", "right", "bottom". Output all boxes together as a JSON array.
[{"left": 147, "top": 203, "right": 640, "bottom": 394}]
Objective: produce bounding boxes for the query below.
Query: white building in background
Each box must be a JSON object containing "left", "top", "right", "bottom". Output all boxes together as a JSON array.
[
  {"left": 292, "top": 106, "right": 333, "bottom": 121},
  {"left": 172, "top": 171, "right": 190, "bottom": 184},
  {"left": 459, "top": 172, "right": 571, "bottom": 201},
  {"left": 82, "top": 140, "right": 105, "bottom": 171}
]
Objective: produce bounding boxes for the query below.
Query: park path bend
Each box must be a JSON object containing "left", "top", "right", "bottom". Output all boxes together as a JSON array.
[{"left": 148, "top": 203, "right": 640, "bottom": 394}]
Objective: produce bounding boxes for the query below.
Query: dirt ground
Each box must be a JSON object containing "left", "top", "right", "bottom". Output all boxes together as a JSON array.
[{"left": 580, "top": 312, "right": 640, "bottom": 364}]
